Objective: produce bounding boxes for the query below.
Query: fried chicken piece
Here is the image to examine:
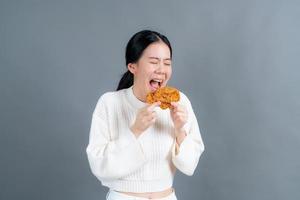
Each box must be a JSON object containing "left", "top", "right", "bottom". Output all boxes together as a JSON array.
[{"left": 146, "top": 86, "right": 180, "bottom": 109}]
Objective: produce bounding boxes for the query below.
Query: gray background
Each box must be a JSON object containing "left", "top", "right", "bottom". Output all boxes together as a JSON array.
[{"left": 1, "top": 0, "right": 299, "bottom": 199}]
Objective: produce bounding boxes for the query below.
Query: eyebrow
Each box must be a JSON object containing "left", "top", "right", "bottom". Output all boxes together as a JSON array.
[{"left": 148, "top": 57, "right": 172, "bottom": 61}]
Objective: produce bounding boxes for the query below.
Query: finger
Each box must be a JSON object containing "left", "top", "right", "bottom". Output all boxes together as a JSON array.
[
  {"left": 171, "top": 102, "right": 180, "bottom": 111},
  {"left": 175, "top": 104, "right": 183, "bottom": 111},
  {"left": 170, "top": 107, "right": 180, "bottom": 115},
  {"left": 146, "top": 111, "right": 156, "bottom": 120},
  {"left": 170, "top": 102, "right": 178, "bottom": 108},
  {"left": 150, "top": 117, "right": 156, "bottom": 124},
  {"left": 170, "top": 108, "right": 176, "bottom": 116},
  {"left": 174, "top": 113, "right": 186, "bottom": 121},
  {"left": 174, "top": 111, "right": 187, "bottom": 119},
  {"left": 175, "top": 109, "right": 187, "bottom": 116},
  {"left": 175, "top": 112, "right": 184, "bottom": 117},
  {"left": 147, "top": 116, "right": 156, "bottom": 125},
  {"left": 176, "top": 105, "right": 188, "bottom": 115},
  {"left": 174, "top": 116, "right": 180, "bottom": 122},
  {"left": 178, "top": 105, "right": 188, "bottom": 113},
  {"left": 151, "top": 111, "right": 157, "bottom": 119},
  {"left": 147, "top": 101, "right": 161, "bottom": 111},
  {"left": 171, "top": 106, "right": 183, "bottom": 113}
]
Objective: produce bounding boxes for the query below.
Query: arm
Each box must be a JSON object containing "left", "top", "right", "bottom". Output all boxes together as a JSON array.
[
  {"left": 171, "top": 96, "right": 205, "bottom": 176},
  {"left": 86, "top": 97, "right": 147, "bottom": 181}
]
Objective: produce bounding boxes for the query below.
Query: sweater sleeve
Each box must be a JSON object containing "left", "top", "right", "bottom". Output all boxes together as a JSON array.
[
  {"left": 86, "top": 96, "right": 147, "bottom": 181},
  {"left": 171, "top": 94, "right": 205, "bottom": 176}
]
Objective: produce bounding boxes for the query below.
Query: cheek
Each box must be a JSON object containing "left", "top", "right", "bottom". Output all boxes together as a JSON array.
[
  {"left": 166, "top": 67, "right": 172, "bottom": 80},
  {"left": 136, "top": 64, "right": 153, "bottom": 79}
]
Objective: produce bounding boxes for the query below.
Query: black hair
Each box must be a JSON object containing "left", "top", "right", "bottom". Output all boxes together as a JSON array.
[{"left": 116, "top": 30, "right": 172, "bottom": 91}]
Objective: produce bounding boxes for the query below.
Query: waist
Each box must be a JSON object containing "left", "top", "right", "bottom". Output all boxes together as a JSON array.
[
  {"left": 101, "top": 178, "right": 174, "bottom": 193},
  {"left": 114, "top": 187, "right": 174, "bottom": 199}
]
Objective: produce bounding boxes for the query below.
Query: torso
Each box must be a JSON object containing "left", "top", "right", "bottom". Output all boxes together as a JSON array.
[{"left": 115, "top": 187, "right": 174, "bottom": 199}]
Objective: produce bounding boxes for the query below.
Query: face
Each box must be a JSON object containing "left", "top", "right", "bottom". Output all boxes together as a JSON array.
[{"left": 128, "top": 42, "right": 172, "bottom": 102}]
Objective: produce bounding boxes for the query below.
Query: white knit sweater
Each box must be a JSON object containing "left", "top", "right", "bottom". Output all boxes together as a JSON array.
[{"left": 86, "top": 86, "right": 205, "bottom": 192}]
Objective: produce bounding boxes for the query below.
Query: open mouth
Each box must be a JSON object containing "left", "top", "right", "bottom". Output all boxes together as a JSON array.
[{"left": 149, "top": 79, "right": 163, "bottom": 91}]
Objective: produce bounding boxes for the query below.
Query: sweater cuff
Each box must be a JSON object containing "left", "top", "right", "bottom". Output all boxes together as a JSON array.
[
  {"left": 171, "top": 133, "right": 195, "bottom": 175},
  {"left": 173, "top": 132, "right": 193, "bottom": 158}
]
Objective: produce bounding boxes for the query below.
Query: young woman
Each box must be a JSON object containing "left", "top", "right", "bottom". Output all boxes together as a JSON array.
[{"left": 86, "top": 30, "right": 205, "bottom": 200}]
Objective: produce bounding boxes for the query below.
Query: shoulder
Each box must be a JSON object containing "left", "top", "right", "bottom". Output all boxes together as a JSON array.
[
  {"left": 93, "top": 89, "right": 125, "bottom": 115},
  {"left": 98, "top": 90, "right": 120, "bottom": 102},
  {"left": 96, "top": 89, "right": 125, "bottom": 104}
]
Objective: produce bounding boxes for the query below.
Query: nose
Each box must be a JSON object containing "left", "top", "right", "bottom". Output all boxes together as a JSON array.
[{"left": 155, "top": 62, "right": 165, "bottom": 74}]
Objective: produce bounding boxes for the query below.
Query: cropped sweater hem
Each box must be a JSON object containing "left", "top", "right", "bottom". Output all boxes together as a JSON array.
[{"left": 102, "top": 178, "right": 174, "bottom": 193}]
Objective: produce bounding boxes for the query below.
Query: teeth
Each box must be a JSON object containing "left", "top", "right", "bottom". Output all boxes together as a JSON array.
[{"left": 152, "top": 79, "right": 162, "bottom": 83}]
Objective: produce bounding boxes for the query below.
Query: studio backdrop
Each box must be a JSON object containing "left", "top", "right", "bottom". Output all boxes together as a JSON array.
[{"left": 1, "top": 0, "right": 299, "bottom": 200}]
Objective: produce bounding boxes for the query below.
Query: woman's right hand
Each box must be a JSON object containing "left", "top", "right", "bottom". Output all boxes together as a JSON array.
[{"left": 130, "top": 101, "right": 161, "bottom": 138}]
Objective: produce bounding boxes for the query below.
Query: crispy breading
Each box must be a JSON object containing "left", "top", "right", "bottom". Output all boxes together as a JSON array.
[{"left": 146, "top": 86, "right": 180, "bottom": 109}]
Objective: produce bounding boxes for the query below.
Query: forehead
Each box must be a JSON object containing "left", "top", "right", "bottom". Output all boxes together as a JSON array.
[{"left": 142, "top": 42, "right": 171, "bottom": 59}]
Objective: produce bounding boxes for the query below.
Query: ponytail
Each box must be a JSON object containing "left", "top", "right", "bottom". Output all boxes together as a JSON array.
[{"left": 116, "top": 70, "right": 133, "bottom": 91}]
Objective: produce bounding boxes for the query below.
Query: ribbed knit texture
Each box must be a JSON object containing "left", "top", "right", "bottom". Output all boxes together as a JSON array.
[{"left": 86, "top": 86, "right": 205, "bottom": 192}]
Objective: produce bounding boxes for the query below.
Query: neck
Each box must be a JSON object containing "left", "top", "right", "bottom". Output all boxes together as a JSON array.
[{"left": 132, "top": 84, "right": 146, "bottom": 102}]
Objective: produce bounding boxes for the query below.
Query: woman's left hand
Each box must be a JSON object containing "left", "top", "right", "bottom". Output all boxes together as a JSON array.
[{"left": 170, "top": 102, "right": 188, "bottom": 133}]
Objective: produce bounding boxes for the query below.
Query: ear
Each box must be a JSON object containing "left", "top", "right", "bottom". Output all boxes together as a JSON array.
[{"left": 127, "top": 63, "right": 137, "bottom": 75}]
